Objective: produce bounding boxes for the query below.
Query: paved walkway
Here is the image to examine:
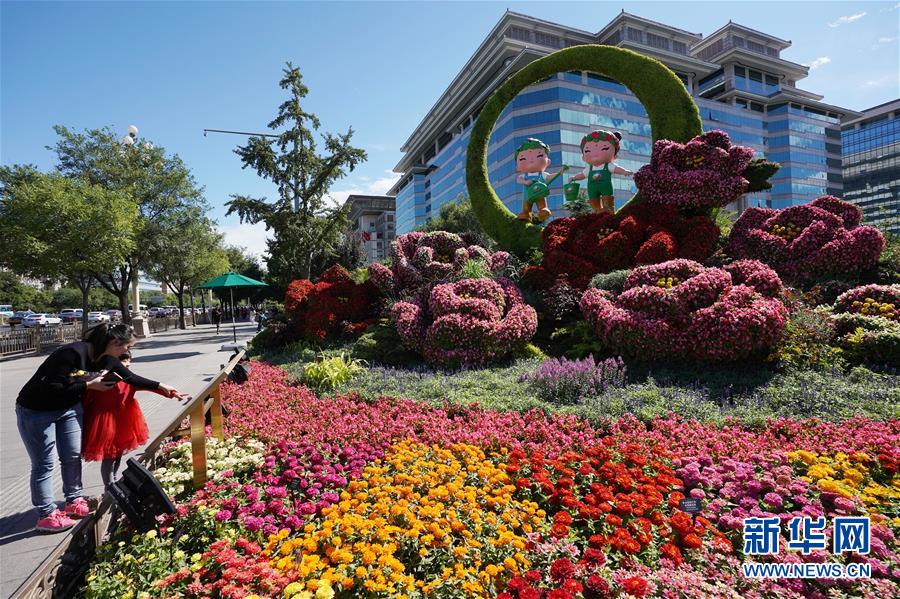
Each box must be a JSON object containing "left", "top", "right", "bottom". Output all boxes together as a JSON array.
[{"left": 0, "top": 321, "right": 258, "bottom": 597}]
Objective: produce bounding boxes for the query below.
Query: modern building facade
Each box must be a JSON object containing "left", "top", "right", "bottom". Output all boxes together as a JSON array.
[
  {"left": 392, "top": 11, "right": 858, "bottom": 234},
  {"left": 344, "top": 194, "right": 396, "bottom": 263},
  {"left": 842, "top": 99, "right": 900, "bottom": 234}
]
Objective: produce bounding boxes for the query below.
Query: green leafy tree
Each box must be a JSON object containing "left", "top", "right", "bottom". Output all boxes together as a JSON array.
[
  {"left": 225, "top": 62, "right": 367, "bottom": 287},
  {"left": 0, "top": 169, "right": 138, "bottom": 328},
  {"left": 222, "top": 245, "right": 270, "bottom": 307},
  {"left": 0, "top": 270, "right": 52, "bottom": 313},
  {"left": 48, "top": 125, "right": 207, "bottom": 323},
  {"left": 419, "top": 194, "right": 495, "bottom": 249},
  {"left": 146, "top": 211, "right": 227, "bottom": 329}
]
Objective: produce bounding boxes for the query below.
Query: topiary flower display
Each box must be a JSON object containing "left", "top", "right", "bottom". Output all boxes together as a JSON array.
[
  {"left": 369, "top": 231, "right": 510, "bottom": 297},
  {"left": 726, "top": 196, "right": 885, "bottom": 283},
  {"left": 633, "top": 130, "right": 755, "bottom": 209},
  {"left": 579, "top": 259, "right": 787, "bottom": 361},
  {"left": 391, "top": 277, "right": 537, "bottom": 366},
  {"left": 829, "top": 284, "right": 900, "bottom": 367},
  {"left": 523, "top": 204, "right": 719, "bottom": 290},
  {"left": 284, "top": 265, "right": 377, "bottom": 342}
]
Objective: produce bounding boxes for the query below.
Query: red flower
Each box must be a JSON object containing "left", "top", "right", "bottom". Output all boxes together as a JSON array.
[
  {"left": 549, "top": 558, "right": 575, "bottom": 582},
  {"left": 562, "top": 578, "right": 583, "bottom": 594},
  {"left": 520, "top": 589, "right": 542, "bottom": 599},
  {"left": 549, "top": 589, "right": 574, "bottom": 599},
  {"left": 585, "top": 575, "right": 611, "bottom": 597},
  {"left": 622, "top": 575, "right": 651, "bottom": 597},
  {"left": 507, "top": 576, "right": 529, "bottom": 593},
  {"left": 524, "top": 570, "right": 542, "bottom": 584}
]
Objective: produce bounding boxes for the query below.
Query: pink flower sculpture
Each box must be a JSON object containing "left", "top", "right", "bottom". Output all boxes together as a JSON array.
[
  {"left": 834, "top": 284, "right": 900, "bottom": 320},
  {"left": 580, "top": 259, "right": 787, "bottom": 361},
  {"left": 726, "top": 196, "right": 885, "bottom": 282},
  {"left": 634, "top": 130, "right": 755, "bottom": 209},
  {"left": 369, "top": 231, "right": 510, "bottom": 297},
  {"left": 391, "top": 277, "right": 537, "bottom": 365}
]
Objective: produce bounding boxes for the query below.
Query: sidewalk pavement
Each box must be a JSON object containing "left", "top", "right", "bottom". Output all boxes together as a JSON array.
[{"left": 0, "top": 321, "right": 257, "bottom": 598}]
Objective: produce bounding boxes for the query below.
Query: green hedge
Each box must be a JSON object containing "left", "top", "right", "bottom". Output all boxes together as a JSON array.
[{"left": 466, "top": 44, "right": 703, "bottom": 256}]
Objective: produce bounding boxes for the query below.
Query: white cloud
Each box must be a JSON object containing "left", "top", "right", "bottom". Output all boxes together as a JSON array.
[
  {"left": 218, "top": 221, "right": 270, "bottom": 258},
  {"left": 877, "top": 36, "right": 899, "bottom": 44},
  {"left": 326, "top": 171, "right": 401, "bottom": 206},
  {"left": 806, "top": 56, "right": 832, "bottom": 70},
  {"left": 862, "top": 74, "right": 899, "bottom": 87},
  {"left": 828, "top": 12, "right": 867, "bottom": 27}
]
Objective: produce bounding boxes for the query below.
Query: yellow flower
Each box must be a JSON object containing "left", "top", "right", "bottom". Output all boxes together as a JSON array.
[{"left": 145, "top": 529, "right": 157, "bottom": 539}]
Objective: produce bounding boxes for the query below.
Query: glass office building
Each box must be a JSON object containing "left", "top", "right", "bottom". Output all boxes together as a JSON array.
[
  {"left": 842, "top": 100, "right": 900, "bottom": 234},
  {"left": 392, "top": 11, "right": 857, "bottom": 233}
]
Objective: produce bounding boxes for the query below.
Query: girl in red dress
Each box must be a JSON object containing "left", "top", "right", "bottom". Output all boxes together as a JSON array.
[{"left": 82, "top": 352, "right": 168, "bottom": 487}]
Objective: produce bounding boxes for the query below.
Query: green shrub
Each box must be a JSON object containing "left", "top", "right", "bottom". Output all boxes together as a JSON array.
[
  {"left": 456, "top": 258, "right": 494, "bottom": 280},
  {"left": 831, "top": 313, "right": 900, "bottom": 368},
  {"left": 589, "top": 270, "right": 629, "bottom": 294},
  {"left": 547, "top": 321, "right": 607, "bottom": 358},
  {"left": 768, "top": 308, "right": 845, "bottom": 371},
  {"left": 301, "top": 353, "right": 365, "bottom": 391},
  {"left": 351, "top": 319, "right": 421, "bottom": 366}
]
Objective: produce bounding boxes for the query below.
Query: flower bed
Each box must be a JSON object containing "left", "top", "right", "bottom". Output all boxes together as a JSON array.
[
  {"left": 829, "top": 284, "right": 900, "bottom": 367},
  {"left": 726, "top": 196, "right": 885, "bottom": 283},
  {"left": 523, "top": 204, "right": 719, "bottom": 290},
  {"left": 392, "top": 277, "right": 538, "bottom": 366},
  {"left": 580, "top": 259, "right": 788, "bottom": 361},
  {"left": 85, "top": 363, "right": 900, "bottom": 599}
]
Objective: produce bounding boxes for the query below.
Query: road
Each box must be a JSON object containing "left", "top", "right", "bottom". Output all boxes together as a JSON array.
[{"left": 0, "top": 321, "right": 257, "bottom": 597}]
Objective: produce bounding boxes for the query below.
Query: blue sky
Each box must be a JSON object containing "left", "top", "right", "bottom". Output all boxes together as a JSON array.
[{"left": 3, "top": 1, "right": 898, "bottom": 257}]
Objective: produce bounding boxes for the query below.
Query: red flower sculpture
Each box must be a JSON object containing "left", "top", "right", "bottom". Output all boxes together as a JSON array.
[
  {"left": 284, "top": 265, "right": 376, "bottom": 342},
  {"left": 633, "top": 130, "right": 755, "bottom": 209},
  {"left": 726, "top": 196, "right": 885, "bottom": 282},
  {"left": 524, "top": 204, "right": 719, "bottom": 290},
  {"left": 580, "top": 259, "right": 787, "bottom": 361}
]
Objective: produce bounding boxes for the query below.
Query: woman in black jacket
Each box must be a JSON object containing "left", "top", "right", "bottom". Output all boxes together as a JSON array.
[{"left": 15, "top": 323, "right": 189, "bottom": 532}]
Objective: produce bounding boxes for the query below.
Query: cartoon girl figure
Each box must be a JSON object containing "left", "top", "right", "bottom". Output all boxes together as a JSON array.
[
  {"left": 570, "top": 130, "right": 633, "bottom": 215},
  {"left": 514, "top": 138, "right": 565, "bottom": 223}
]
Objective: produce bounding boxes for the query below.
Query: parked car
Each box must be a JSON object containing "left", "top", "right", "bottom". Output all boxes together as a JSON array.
[
  {"left": 60, "top": 308, "right": 84, "bottom": 323},
  {"left": 88, "top": 311, "right": 110, "bottom": 323},
  {"left": 23, "top": 313, "right": 62, "bottom": 327},
  {"left": 148, "top": 307, "right": 167, "bottom": 317},
  {"left": 8, "top": 310, "right": 35, "bottom": 325},
  {"left": 105, "top": 309, "right": 122, "bottom": 321},
  {"left": 0, "top": 305, "right": 14, "bottom": 318}
]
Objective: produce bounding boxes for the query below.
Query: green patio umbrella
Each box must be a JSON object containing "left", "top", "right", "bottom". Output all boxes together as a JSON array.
[{"left": 196, "top": 271, "right": 268, "bottom": 343}]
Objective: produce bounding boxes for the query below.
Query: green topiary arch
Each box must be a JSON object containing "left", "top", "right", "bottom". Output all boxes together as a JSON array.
[{"left": 465, "top": 45, "right": 703, "bottom": 256}]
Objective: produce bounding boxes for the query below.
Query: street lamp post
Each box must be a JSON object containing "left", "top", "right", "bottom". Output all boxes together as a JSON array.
[{"left": 122, "top": 125, "right": 151, "bottom": 338}]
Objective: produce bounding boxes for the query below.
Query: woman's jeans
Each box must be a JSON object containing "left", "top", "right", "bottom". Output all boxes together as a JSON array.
[{"left": 15, "top": 403, "right": 83, "bottom": 517}]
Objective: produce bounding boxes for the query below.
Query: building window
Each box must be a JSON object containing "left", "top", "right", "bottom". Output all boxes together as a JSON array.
[
  {"left": 646, "top": 32, "right": 670, "bottom": 50},
  {"left": 732, "top": 35, "right": 745, "bottom": 48},
  {"left": 750, "top": 102, "right": 765, "bottom": 112},
  {"left": 535, "top": 32, "right": 561, "bottom": 48},
  {"left": 672, "top": 40, "right": 687, "bottom": 54},
  {"left": 508, "top": 26, "right": 531, "bottom": 42},
  {"left": 736, "top": 98, "right": 749, "bottom": 109},
  {"left": 626, "top": 27, "right": 643, "bottom": 43},
  {"left": 747, "top": 40, "right": 767, "bottom": 54}
]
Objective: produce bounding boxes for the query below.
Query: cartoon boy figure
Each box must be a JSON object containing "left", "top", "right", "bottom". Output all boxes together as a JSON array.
[
  {"left": 515, "top": 138, "right": 563, "bottom": 223},
  {"left": 570, "top": 130, "right": 633, "bottom": 215}
]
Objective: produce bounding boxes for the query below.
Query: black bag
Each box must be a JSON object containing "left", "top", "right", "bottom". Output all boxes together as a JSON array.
[{"left": 228, "top": 362, "right": 251, "bottom": 384}]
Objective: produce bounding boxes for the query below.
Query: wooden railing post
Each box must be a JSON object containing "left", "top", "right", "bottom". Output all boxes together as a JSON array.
[
  {"left": 210, "top": 384, "right": 224, "bottom": 441},
  {"left": 190, "top": 396, "right": 207, "bottom": 488}
]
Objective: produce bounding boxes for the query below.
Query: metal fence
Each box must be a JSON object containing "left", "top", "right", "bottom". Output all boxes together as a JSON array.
[
  {"left": 0, "top": 324, "right": 82, "bottom": 358},
  {"left": 12, "top": 349, "right": 247, "bottom": 599}
]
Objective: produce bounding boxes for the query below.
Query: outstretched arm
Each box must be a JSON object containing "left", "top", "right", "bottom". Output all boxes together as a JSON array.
[{"left": 613, "top": 164, "right": 634, "bottom": 177}]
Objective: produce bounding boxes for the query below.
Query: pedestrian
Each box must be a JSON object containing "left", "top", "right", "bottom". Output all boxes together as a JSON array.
[
  {"left": 15, "top": 323, "right": 189, "bottom": 532},
  {"left": 212, "top": 306, "right": 222, "bottom": 334},
  {"left": 81, "top": 350, "right": 175, "bottom": 488}
]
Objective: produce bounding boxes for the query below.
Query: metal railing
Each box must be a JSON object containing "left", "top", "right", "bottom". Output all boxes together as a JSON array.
[
  {"left": 0, "top": 324, "right": 82, "bottom": 358},
  {"left": 11, "top": 349, "right": 247, "bottom": 599}
]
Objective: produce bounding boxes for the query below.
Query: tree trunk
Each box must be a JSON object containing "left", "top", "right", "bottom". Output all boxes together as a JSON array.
[
  {"left": 189, "top": 290, "right": 196, "bottom": 327},
  {"left": 74, "top": 274, "right": 92, "bottom": 333},
  {"left": 96, "top": 264, "right": 133, "bottom": 325}
]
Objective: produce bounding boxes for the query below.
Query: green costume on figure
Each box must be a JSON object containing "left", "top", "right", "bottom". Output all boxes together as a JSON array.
[{"left": 588, "top": 163, "right": 614, "bottom": 198}]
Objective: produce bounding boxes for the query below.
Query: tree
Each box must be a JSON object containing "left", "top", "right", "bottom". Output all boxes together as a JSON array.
[
  {"left": 48, "top": 125, "right": 207, "bottom": 323},
  {"left": 222, "top": 245, "right": 270, "bottom": 307},
  {"left": 225, "top": 62, "right": 367, "bottom": 287},
  {"left": 0, "top": 270, "right": 52, "bottom": 313},
  {"left": 419, "top": 194, "right": 495, "bottom": 249},
  {"left": 146, "top": 210, "right": 227, "bottom": 329},
  {"left": 0, "top": 169, "right": 137, "bottom": 329}
]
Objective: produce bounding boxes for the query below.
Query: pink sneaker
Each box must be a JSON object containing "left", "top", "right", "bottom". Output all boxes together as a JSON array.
[
  {"left": 35, "top": 510, "right": 76, "bottom": 533},
  {"left": 64, "top": 497, "right": 90, "bottom": 518}
]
